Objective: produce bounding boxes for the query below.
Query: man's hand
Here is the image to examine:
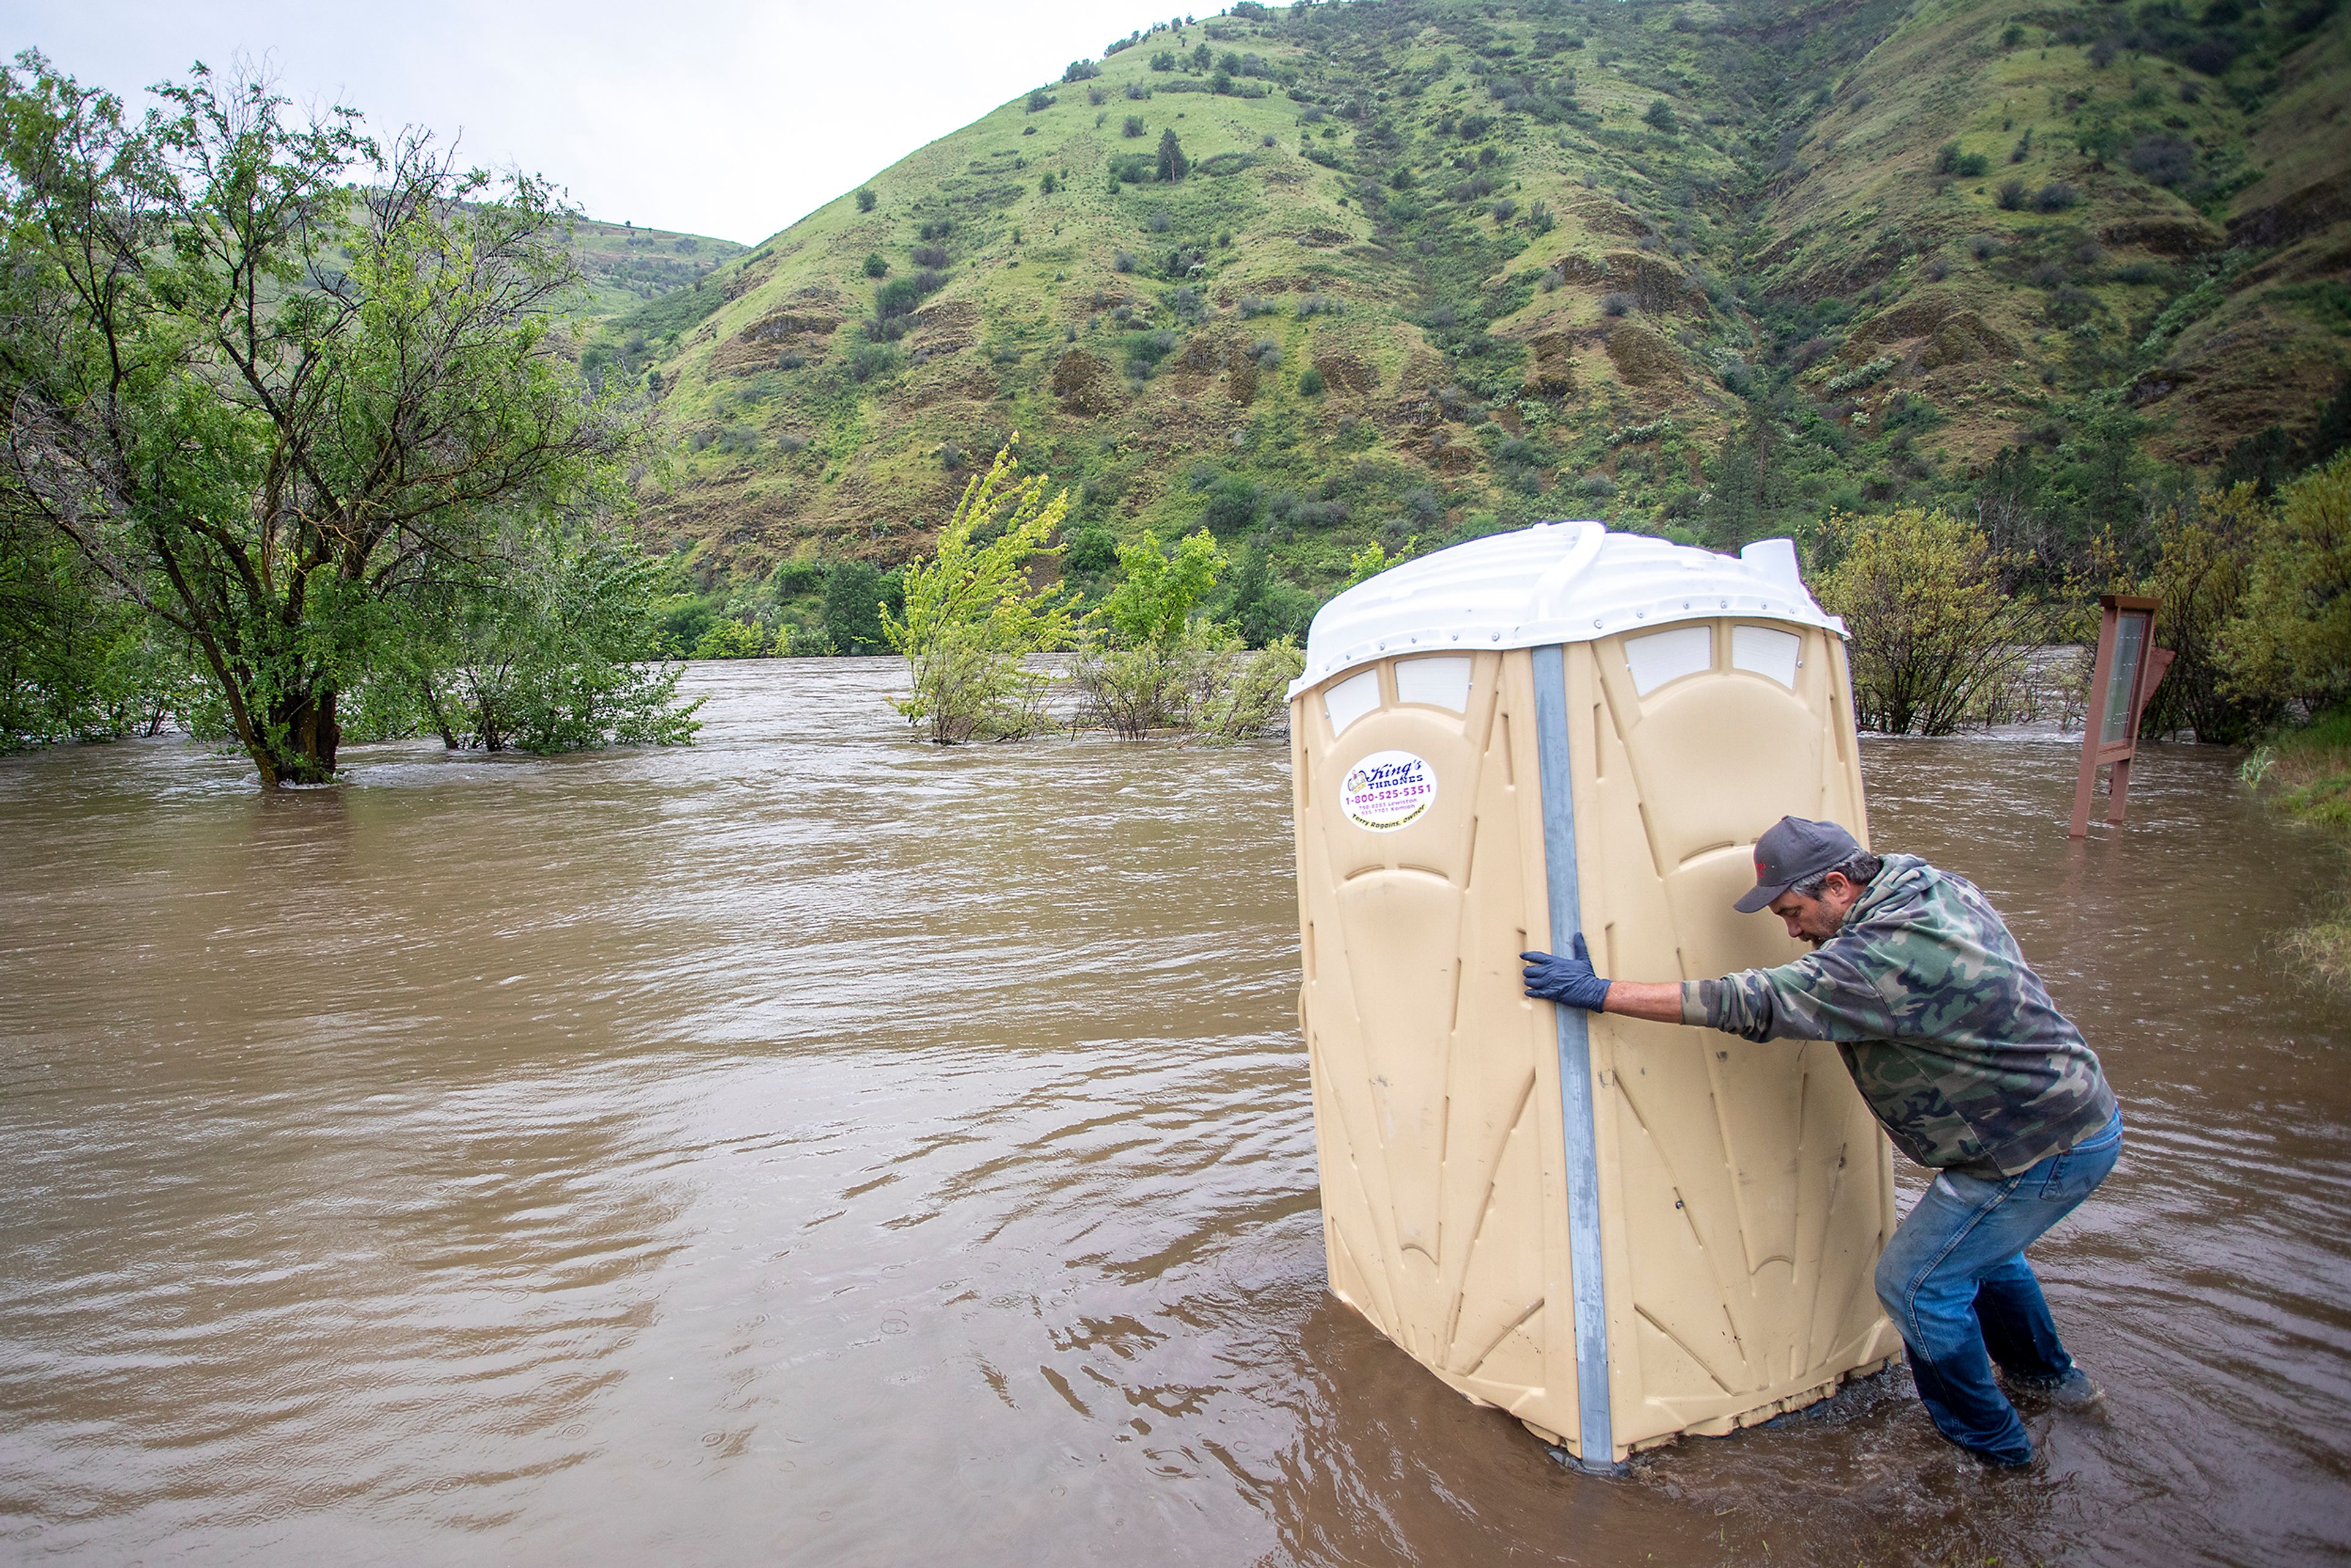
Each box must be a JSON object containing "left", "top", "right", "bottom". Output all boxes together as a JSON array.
[{"left": 1521, "top": 934, "right": 1611, "bottom": 1011}]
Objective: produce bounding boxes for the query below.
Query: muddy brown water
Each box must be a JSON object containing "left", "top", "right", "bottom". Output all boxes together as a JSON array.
[{"left": 2, "top": 659, "right": 2347, "bottom": 1566}]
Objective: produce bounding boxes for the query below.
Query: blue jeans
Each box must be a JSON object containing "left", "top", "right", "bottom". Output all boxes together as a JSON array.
[{"left": 1873, "top": 1109, "right": 2124, "bottom": 1465}]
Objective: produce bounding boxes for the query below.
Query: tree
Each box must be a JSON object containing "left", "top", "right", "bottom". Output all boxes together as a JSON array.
[
  {"left": 1073, "top": 530, "right": 1300, "bottom": 740},
  {"left": 0, "top": 54, "right": 661, "bottom": 785},
  {"left": 1813, "top": 508, "right": 2051, "bottom": 735},
  {"left": 2141, "top": 484, "right": 2271, "bottom": 743},
  {"left": 882, "top": 440, "right": 1081, "bottom": 743},
  {"left": 821, "top": 559, "right": 894, "bottom": 653},
  {"left": 1157, "top": 127, "right": 1190, "bottom": 182},
  {"left": 389, "top": 523, "right": 701, "bottom": 752},
  {"left": 1101, "top": 528, "right": 1223, "bottom": 648},
  {"left": 1, "top": 512, "right": 198, "bottom": 746},
  {"left": 2221, "top": 454, "right": 2351, "bottom": 715}
]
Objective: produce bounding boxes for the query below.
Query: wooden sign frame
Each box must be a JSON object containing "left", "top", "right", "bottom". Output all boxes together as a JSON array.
[{"left": 2069, "top": 594, "right": 2172, "bottom": 838}]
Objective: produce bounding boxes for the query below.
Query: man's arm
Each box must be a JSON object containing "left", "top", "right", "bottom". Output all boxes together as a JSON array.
[
  {"left": 1522, "top": 940, "right": 1697, "bottom": 1026},
  {"left": 1599, "top": 980, "right": 1686, "bottom": 1023}
]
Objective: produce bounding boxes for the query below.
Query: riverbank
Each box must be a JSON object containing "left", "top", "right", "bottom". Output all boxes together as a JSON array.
[{"left": 2249, "top": 704, "right": 2351, "bottom": 984}]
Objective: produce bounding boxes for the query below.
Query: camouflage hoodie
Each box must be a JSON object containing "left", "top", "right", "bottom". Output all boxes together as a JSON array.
[{"left": 1681, "top": 853, "right": 2117, "bottom": 1174}]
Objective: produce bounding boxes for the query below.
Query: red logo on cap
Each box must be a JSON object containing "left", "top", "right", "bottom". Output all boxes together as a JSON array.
[{"left": 1756, "top": 857, "right": 1768, "bottom": 877}]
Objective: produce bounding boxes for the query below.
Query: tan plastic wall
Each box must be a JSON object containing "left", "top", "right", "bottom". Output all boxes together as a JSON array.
[{"left": 1289, "top": 621, "right": 1903, "bottom": 1464}]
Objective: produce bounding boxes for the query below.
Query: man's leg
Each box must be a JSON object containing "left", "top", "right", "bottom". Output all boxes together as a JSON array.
[
  {"left": 1974, "top": 1253, "right": 2073, "bottom": 1384},
  {"left": 1875, "top": 1172, "right": 2041, "bottom": 1463},
  {"left": 1874, "top": 1112, "right": 2123, "bottom": 1463}
]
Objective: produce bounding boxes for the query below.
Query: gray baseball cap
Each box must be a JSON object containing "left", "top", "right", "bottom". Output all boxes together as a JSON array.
[{"left": 1734, "top": 816, "right": 1862, "bottom": 913}]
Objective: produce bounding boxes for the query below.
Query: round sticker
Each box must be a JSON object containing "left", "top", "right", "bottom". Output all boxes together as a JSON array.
[{"left": 1341, "top": 749, "right": 1438, "bottom": 831}]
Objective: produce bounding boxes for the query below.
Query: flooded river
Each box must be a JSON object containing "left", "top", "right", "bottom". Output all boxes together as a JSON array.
[{"left": 2, "top": 659, "right": 2346, "bottom": 1566}]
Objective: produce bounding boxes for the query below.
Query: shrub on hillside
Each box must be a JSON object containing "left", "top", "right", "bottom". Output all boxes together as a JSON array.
[
  {"left": 912, "top": 243, "right": 948, "bottom": 268},
  {"left": 1996, "top": 179, "right": 2028, "bottom": 210},
  {"left": 1297, "top": 367, "right": 1325, "bottom": 396},
  {"left": 1063, "top": 59, "right": 1101, "bottom": 81},
  {"left": 2128, "top": 133, "right": 2195, "bottom": 186},
  {"left": 2033, "top": 181, "right": 2080, "bottom": 211},
  {"left": 863, "top": 252, "right": 888, "bottom": 277},
  {"left": 1643, "top": 99, "right": 1679, "bottom": 133},
  {"left": 855, "top": 187, "right": 877, "bottom": 212},
  {"left": 1026, "top": 89, "right": 1055, "bottom": 113},
  {"left": 849, "top": 340, "right": 901, "bottom": 381},
  {"left": 1935, "top": 142, "right": 1990, "bottom": 178},
  {"left": 1124, "top": 114, "right": 1147, "bottom": 137}
]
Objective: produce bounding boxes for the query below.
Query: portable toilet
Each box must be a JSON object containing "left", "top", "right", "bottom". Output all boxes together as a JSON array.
[{"left": 1286, "top": 520, "right": 1903, "bottom": 1469}]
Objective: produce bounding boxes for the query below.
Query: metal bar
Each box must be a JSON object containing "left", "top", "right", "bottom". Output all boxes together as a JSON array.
[{"left": 1530, "top": 642, "right": 1614, "bottom": 1472}]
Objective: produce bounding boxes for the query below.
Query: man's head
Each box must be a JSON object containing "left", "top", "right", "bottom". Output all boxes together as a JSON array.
[{"left": 1734, "top": 816, "right": 1884, "bottom": 947}]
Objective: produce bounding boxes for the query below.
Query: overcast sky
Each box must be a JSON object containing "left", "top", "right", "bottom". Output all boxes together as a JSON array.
[{"left": 12, "top": 0, "right": 1180, "bottom": 244}]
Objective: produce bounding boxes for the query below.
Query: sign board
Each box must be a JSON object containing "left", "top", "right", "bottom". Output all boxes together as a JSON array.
[{"left": 2069, "top": 595, "right": 2173, "bottom": 838}]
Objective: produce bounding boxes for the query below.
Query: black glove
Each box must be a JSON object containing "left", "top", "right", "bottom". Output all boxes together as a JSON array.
[{"left": 1521, "top": 934, "right": 1611, "bottom": 1011}]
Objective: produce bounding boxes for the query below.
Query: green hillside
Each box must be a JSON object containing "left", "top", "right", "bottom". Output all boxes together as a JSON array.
[
  {"left": 568, "top": 218, "right": 749, "bottom": 320},
  {"left": 607, "top": 0, "right": 2350, "bottom": 625}
]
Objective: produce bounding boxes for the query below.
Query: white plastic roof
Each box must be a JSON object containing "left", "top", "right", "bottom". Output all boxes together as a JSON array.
[{"left": 1289, "top": 520, "right": 1845, "bottom": 699}]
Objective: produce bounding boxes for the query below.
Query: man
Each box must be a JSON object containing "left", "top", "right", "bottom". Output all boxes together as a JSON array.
[{"left": 1520, "top": 816, "right": 2121, "bottom": 1467}]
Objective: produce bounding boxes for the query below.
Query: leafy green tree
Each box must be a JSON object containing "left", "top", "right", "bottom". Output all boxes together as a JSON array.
[
  {"left": 1102, "top": 530, "right": 1224, "bottom": 648},
  {"left": 2221, "top": 454, "right": 2351, "bottom": 714},
  {"left": 692, "top": 618, "right": 766, "bottom": 659},
  {"left": 1, "top": 515, "right": 200, "bottom": 746},
  {"left": 855, "top": 186, "right": 877, "bottom": 211},
  {"left": 883, "top": 441, "right": 1080, "bottom": 743},
  {"left": 821, "top": 559, "right": 895, "bottom": 653},
  {"left": 863, "top": 252, "right": 888, "bottom": 277},
  {"left": 1073, "top": 529, "right": 1301, "bottom": 740},
  {"left": 1344, "top": 538, "right": 1416, "bottom": 588},
  {"left": 1216, "top": 544, "right": 1318, "bottom": 648},
  {"left": 391, "top": 525, "right": 702, "bottom": 751},
  {"left": 1157, "top": 127, "right": 1190, "bottom": 182},
  {"left": 1814, "top": 508, "right": 2052, "bottom": 735},
  {"left": 2140, "top": 484, "right": 2271, "bottom": 743},
  {"left": 0, "top": 54, "right": 659, "bottom": 785},
  {"left": 1643, "top": 99, "right": 1679, "bottom": 133}
]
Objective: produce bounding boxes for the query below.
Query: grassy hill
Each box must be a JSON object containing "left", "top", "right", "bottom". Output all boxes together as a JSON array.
[
  {"left": 568, "top": 218, "right": 749, "bottom": 320},
  {"left": 603, "top": 0, "right": 2350, "bottom": 634}
]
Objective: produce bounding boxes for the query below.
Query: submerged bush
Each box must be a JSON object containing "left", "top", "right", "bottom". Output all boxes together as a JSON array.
[
  {"left": 1814, "top": 508, "right": 2053, "bottom": 735},
  {"left": 883, "top": 443, "right": 1081, "bottom": 745},
  {"left": 1070, "top": 530, "right": 1298, "bottom": 741}
]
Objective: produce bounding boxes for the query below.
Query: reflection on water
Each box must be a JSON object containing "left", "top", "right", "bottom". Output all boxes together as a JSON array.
[{"left": 1, "top": 661, "right": 2345, "bottom": 1565}]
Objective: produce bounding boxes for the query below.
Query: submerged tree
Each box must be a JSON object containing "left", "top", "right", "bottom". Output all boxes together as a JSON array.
[
  {"left": 882, "top": 440, "right": 1081, "bottom": 743},
  {"left": 1813, "top": 508, "right": 2053, "bottom": 735},
  {"left": 1071, "top": 528, "right": 1302, "bottom": 742},
  {"left": 0, "top": 53, "right": 673, "bottom": 785},
  {"left": 375, "top": 522, "right": 700, "bottom": 754}
]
